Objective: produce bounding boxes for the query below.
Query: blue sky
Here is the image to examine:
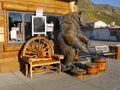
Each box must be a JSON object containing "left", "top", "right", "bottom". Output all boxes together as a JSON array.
[{"left": 91, "top": 0, "right": 120, "bottom": 7}]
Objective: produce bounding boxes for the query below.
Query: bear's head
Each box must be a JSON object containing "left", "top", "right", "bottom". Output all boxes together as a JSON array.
[{"left": 62, "top": 12, "right": 90, "bottom": 27}]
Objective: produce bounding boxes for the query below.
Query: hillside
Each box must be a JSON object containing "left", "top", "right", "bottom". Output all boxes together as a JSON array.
[{"left": 78, "top": 0, "right": 120, "bottom": 25}]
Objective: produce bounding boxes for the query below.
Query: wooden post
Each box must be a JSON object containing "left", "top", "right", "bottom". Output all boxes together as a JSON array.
[
  {"left": 117, "top": 46, "right": 120, "bottom": 60},
  {"left": 109, "top": 45, "right": 120, "bottom": 60}
]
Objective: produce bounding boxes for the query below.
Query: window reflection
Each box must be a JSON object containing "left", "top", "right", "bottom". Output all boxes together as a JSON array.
[
  {"left": 8, "top": 11, "right": 62, "bottom": 43},
  {"left": 9, "top": 12, "right": 23, "bottom": 42},
  {"left": 24, "top": 13, "right": 33, "bottom": 41},
  {"left": 45, "top": 14, "right": 62, "bottom": 41}
]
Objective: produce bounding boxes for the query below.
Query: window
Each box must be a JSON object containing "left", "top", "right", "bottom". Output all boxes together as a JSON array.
[
  {"left": 110, "top": 31, "right": 117, "bottom": 36},
  {"left": 8, "top": 12, "right": 23, "bottom": 43},
  {"left": 45, "top": 14, "right": 62, "bottom": 41},
  {"left": 24, "top": 13, "right": 34, "bottom": 41},
  {"left": 8, "top": 11, "right": 62, "bottom": 43},
  {"left": 8, "top": 11, "right": 34, "bottom": 43}
]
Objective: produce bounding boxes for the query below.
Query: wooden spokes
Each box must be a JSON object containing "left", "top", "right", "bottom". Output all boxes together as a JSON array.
[{"left": 23, "top": 36, "right": 54, "bottom": 58}]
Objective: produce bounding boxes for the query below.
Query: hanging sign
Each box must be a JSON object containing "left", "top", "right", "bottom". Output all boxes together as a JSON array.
[
  {"left": 32, "top": 16, "right": 46, "bottom": 36},
  {"left": 46, "top": 23, "right": 54, "bottom": 32},
  {"left": 36, "top": 7, "right": 43, "bottom": 16}
]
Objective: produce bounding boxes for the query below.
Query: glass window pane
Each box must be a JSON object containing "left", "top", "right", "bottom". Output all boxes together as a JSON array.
[
  {"left": 24, "top": 13, "right": 33, "bottom": 41},
  {"left": 45, "top": 14, "right": 62, "bottom": 41},
  {"left": 8, "top": 12, "right": 23, "bottom": 43}
]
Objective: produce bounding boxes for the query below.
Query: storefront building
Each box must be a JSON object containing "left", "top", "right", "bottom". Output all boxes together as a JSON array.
[{"left": 0, "top": 0, "right": 78, "bottom": 72}]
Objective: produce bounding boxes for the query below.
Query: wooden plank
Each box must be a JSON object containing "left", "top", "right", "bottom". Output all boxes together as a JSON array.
[
  {"left": 2, "top": 1, "right": 70, "bottom": 14},
  {"left": 0, "top": 20, "right": 4, "bottom": 26},
  {"left": 0, "top": 61, "right": 20, "bottom": 72},
  {"left": 0, "top": 10, "right": 4, "bottom": 16},
  {"left": 0, "top": 51, "right": 19, "bottom": 59},
  {"left": 52, "top": 54, "right": 64, "bottom": 59},
  {"left": 0, "top": 44, "right": 3, "bottom": 52},
  {"left": 0, "top": 1, "right": 2, "bottom": 10},
  {"left": 109, "top": 45, "right": 120, "bottom": 59},
  {"left": 0, "top": 16, "right": 4, "bottom": 20},
  {"left": 32, "top": 60, "right": 60, "bottom": 67},
  {"left": 3, "top": 9, "right": 8, "bottom": 44},
  {"left": 117, "top": 46, "right": 120, "bottom": 59},
  {"left": 3, "top": 43, "right": 23, "bottom": 52},
  {"left": 0, "top": 56, "right": 18, "bottom": 63},
  {"left": 2, "top": 0, "right": 69, "bottom": 9}
]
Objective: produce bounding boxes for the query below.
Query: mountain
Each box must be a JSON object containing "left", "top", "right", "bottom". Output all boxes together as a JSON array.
[{"left": 78, "top": 0, "right": 120, "bottom": 25}]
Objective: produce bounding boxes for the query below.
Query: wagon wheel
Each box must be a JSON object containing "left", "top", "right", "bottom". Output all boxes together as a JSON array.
[{"left": 23, "top": 35, "right": 54, "bottom": 58}]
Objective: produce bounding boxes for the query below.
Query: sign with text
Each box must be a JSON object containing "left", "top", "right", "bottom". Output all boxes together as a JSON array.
[
  {"left": 10, "top": 27, "right": 19, "bottom": 39},
  {"left": 46, "top": 24, "right": 54, "bottom": 32},
  {"left": 32, "top": 16, "right": 46, "bottom": 36}
]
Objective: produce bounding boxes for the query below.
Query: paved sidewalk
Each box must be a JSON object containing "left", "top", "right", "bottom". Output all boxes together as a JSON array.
[{"left": 0, "top": 58, "right": 120, "bottom": 90}]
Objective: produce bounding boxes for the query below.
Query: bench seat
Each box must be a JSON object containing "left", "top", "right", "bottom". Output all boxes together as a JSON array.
[
  {"left": 23, "top": 54, "right": 64, "bottom": 79},
  {"left": 95, "top": 45, "right": 116, "bottom": 58}
]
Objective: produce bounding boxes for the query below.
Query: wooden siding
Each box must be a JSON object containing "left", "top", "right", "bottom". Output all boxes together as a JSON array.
[
  {"left": 1, "top": 0, "right": 71, "bottom": 14},
  {"left": 0, "top": 9, "right": 5, "bottom": 45},
  {"left": 0, "top": 51, "right": 19, "bottom": 59},
  {"left": 3, "top": 43, "right": 23, "bottom": 52},
  {"left": 0, "top": 60, "right": 20, "bottom": 72}
]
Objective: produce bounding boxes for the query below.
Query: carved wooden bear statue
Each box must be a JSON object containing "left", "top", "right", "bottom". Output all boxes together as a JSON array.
[{"left": 58, "top": 12, "right": 90, "bottom": 71}]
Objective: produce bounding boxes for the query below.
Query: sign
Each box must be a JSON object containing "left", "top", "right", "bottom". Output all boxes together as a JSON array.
[
  {"left": 46, "top": 24, "right": 54, "bottom": 32},
  {"left": 0, "top": 34, "right": 4, "bottom": 42},
  {"left": 36, "top": 7, "right": 43, "bottom": 16},
  {"left": 32, "top": 16, "right": 46, "bottom": 36},
  {"left": 0, "top": 27, "right": 4, "bottom": 42},
  {"left": 10, "top": 27, "right": 19, "bottom": 39},
  {"left": 0, "top": 27, "right": 4, "bottom": 33}
]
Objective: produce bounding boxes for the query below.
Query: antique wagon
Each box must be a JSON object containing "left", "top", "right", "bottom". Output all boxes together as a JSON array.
[{"left": 0, "top": 0, "right": 78, "bottom": 72}]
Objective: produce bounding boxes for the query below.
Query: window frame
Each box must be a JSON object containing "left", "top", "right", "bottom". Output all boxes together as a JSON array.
[
  {"left": 8, "top": 11, "right": 23, "bottom": 43},
  {"left": 7, "top": 11, "right": 62, "bottom": 43},
  {"left": 7, "top": 11, "right": 35, "bottom": 43}
]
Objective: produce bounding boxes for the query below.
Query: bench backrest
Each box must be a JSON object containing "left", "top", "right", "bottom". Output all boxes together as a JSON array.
[{"left": 95, "top": 45, "right": 110, "bottom": 53}]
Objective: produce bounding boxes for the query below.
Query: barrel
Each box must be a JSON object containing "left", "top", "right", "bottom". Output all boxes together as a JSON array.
[
  {"left": 85, "top": 62, "right": 99, "bottom": 74},
  {"left": 71, "top": 69, "right": 86, "bottom": 79},
  {"left": 93, "top": 57, "right": 106, "bottom": 71}
]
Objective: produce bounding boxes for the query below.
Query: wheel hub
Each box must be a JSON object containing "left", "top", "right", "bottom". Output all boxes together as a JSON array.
[{"left": 37, "top": 51, "right": 44, "bottom": 58}]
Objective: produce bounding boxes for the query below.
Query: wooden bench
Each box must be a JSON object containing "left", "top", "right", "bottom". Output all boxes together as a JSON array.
[
  {"left": 23, "top": 54, "right": 64, "bottom": 79},
  {"left": 22, "top": 36, "right": 64, "bottom": 79},
  {"left": 95, "top": 45, "right": 116, "bottom": 58}
]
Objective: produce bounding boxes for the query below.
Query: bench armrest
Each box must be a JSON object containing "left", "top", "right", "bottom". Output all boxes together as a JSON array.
[
  {"left": 22, "top": 56, "right": 32, "bottom": 62},
  {"left": 51, "top": 54, "right": 64, "bottom": 60}
]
